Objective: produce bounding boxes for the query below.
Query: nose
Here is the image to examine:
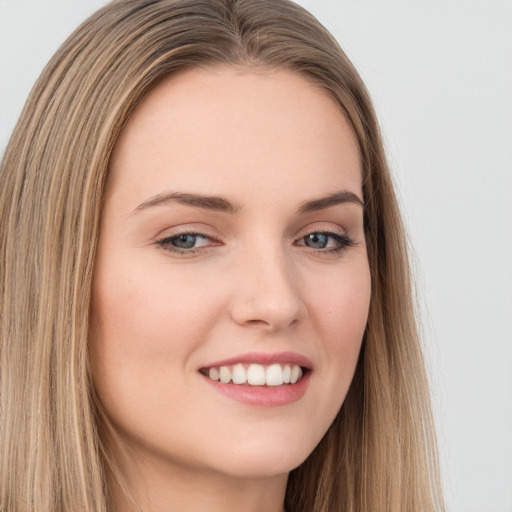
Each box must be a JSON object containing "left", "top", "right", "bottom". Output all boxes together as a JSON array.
[{"left": 229, "top": 245, "right": 306, "bottom": 332}]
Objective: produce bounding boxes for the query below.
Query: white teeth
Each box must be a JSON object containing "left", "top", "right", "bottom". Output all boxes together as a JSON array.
[
  {"left": 247, "top": 364, "right": 266, "bottom": 385},
  {"left": 283, "top": 364, "right": 291, "bottom": 383},
  {"left": 209, "top": 367, "right": 220, "bottom": 381},
  {"left": 219, "top": 366, "right": 231, "bottom": 384},
  {"left": 205, "top": 363, "right": 305, "bottom": 386},
  {"left": 231, "top": 364, "right": 247, "bottom": 384},
  {"left": 290, "top": 365, "right": 302, "bottom": 384},
  {"left": 265, "top": 364, "right": 283, "bottom": 386}
]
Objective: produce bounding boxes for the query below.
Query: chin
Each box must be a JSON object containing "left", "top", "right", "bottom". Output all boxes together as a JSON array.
[{"left": 204, "top": 435, "right": 318, "bottom": 479}]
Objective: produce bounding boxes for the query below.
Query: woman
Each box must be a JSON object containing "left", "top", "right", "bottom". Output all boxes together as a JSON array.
[{"left": 0, "top": 0, "right": 445, "bottom": 511}]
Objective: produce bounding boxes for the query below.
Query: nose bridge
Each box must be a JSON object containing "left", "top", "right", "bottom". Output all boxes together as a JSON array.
[{"left": 230, "top": 236, "right": 305, "bottom": 330}]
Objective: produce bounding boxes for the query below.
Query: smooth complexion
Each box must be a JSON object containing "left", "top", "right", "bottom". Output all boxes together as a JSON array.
[{"left": 90, "top": 67, "right": 371, "bottom": 512}]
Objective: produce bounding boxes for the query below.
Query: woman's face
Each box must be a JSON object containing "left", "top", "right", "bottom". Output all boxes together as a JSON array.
[{"left": 91, "top": 67, "right": 371, "bottom": 481}]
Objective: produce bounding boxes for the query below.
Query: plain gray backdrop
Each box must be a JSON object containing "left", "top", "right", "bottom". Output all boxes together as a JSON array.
[{"left": 1, "top": 1, "right": 511, "bottom": 511}]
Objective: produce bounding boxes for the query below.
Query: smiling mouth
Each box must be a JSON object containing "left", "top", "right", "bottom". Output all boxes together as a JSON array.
[{"left": 200, "top": 363, "right": 306, "bottom": 387}]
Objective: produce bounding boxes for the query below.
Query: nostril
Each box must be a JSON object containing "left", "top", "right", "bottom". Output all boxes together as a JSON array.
[
  {"left": 228, "top": 265, "right": 306, "bottom": 332},
  {"left": 246, "top": 318, "right": 271, "bottom": 326}
]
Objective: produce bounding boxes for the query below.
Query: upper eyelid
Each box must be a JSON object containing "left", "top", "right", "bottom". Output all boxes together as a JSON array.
[
  {"left": 299, "top": 226, "right": 347, "bottom": 236},
  {"left": 157, "top": 219, "right": 349, "bottom": 236},
  {"left": 157, "top": 226, "right": 347, "bottom": 237},
  {"left": 155, "top": 225, "right": 218, "bottom": 241},
  {"left": 157, "top": 231, "right": 219, "bottom": 247},
  {"left": 293, "top": 222, "right": 350, "bottom": 240},
  {"left": 295, "top": 231, "right": 353, "bottom": 247}
]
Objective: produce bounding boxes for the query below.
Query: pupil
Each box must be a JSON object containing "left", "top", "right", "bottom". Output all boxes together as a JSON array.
[
  {"left": 172, "top": 234, "right": 196, "bottom": 249},
  {"left": 306, "top": 233, "right": 328, "bottom": 249}
]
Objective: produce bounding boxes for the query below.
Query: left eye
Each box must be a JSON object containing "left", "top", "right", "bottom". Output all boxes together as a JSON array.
[
  {"left": 303, "top": 233, "right": 330, "bottom": 249},
  {"left": 297, "top": 232, "right": 352, "bottom": 252}
]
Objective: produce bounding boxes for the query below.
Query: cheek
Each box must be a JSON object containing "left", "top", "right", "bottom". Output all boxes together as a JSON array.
[
  {"left": 310, "top": 260, "right": 371, "bottom": 348},
  {"left": 89, "top": 258, "right": 222, "bottom": 411},
  {"left": 305, "top": 259, "right": 370, "bottom": 404},
  {"left": 92, "top": 257, "right": 220, "bottom": 347}
]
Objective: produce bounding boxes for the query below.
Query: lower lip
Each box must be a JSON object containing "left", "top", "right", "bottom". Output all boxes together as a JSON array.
[{"left": 201, "top": 371, "right": 311, "bottom": 407}]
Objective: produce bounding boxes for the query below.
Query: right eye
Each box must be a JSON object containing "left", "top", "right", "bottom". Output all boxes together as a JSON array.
[
  {"left": 156, "top": 232, "right": 216, "bottom": 255},
  {"left": 169, "top": 234, "right": 207, "bottom": 249}
]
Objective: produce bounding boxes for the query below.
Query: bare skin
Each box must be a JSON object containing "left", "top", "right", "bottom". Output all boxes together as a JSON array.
[{"left": 90, "top": 67, "right": 370, "bottom": 512}]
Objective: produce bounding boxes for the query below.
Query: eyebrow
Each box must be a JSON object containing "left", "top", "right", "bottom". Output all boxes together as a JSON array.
[
  {"left": 131, "top": 189, "right": 364, "bottom": 215},
  {"left": 298, "top": 190, "right": 364, "bottom": 213},
  {"left": 132, "top": 191, "right": 242, "bottom": 215}
]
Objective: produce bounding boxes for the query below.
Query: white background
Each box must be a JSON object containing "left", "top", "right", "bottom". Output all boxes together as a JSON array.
[{"left": 1, "top": 1, "right": 511, "bottom": 511}]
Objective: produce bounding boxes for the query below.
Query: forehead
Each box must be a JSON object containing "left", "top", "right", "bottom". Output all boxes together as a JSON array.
[{"left": 107, "top": 66, "right": 362, "bottom": 206}]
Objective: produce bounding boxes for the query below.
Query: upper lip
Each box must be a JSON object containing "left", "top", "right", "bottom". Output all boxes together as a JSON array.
[{"left": 201, "top": 351, "right": 313, "bottom": 370}]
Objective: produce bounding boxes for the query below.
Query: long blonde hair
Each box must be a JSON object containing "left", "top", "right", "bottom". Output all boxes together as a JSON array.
[{"left": 0, "top": 0, "right": 445, "bottom": 510}]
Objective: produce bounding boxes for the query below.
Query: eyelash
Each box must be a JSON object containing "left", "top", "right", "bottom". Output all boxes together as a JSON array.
[
  {"left": 155, "top": 230, "right": 355, "bottom": 257},
  {"left": 298, "top": 230, "right": 355, "bottom": 255},
  {"left": 156, "top": 232, "right": 217, "bottom": 256}
]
